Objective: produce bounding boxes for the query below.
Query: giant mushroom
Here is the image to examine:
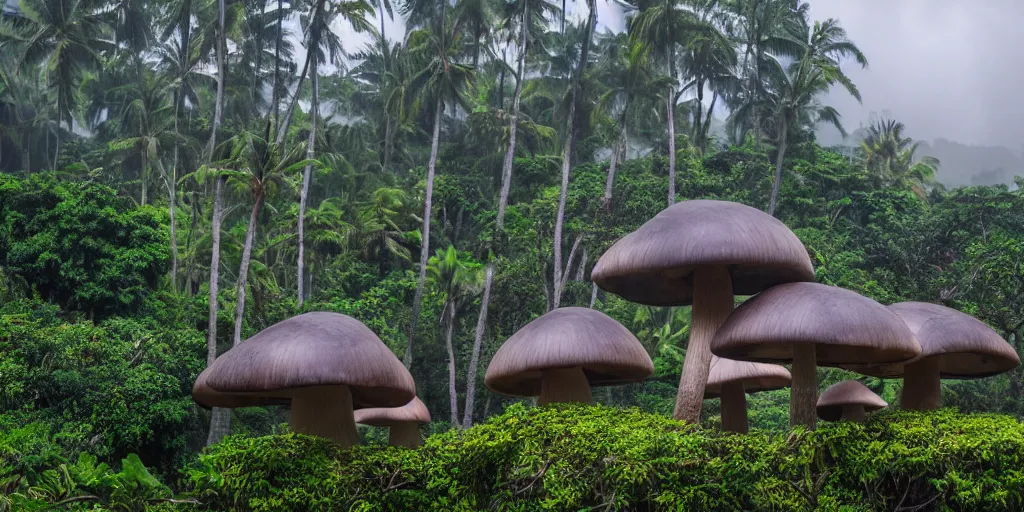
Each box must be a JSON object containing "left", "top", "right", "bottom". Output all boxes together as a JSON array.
[
  {"left": 354, "top": 397, "right": 431, "bottom": 448},
  {"left": 816, "top": 380, "right": 887, "bottom": 422},
  {"left": 704, "top": 356, "right": 791, "bottom": 433},
  {"left": 592, "top": 200, "right": 814, "bottom": 422},
  {"left": 193, "top": 312, "right": 415, "bottom": 447},
  {"left": 850, "top": 302, "right": 1020, "bottom": 411},
  {"left": 485, "top": 307, "right": 654, "bottom": 405},
  {"left": 711, "top": 283, "right": 920, "bottom": 428}
]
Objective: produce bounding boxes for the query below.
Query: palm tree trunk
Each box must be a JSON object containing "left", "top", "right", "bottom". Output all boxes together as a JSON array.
[
  {"left": 701, "top": 92, "right": 718, "bottom": 147},
  {"left": 603, "top": 109, "right": 629, "bottom": 208},
  {"left": 462, "top": 5, "right": 530, "bottom": 428},
  {"left": 589, "top": 281, "right": 598, "bottom": 308},
  {"left": 666, "top": 52, "right": 677, "bottom": 206},
  {"left": 206, "top": 176, "right": 228, "bottom": 445},
  {"left": 298, "top": 59, "right": 319, "bottom": 308},
  {"left": 277, "top": 52, "right": 312, "bottom": 146},
  {"left": 445, "top": 302, "right": 459, "bottom": 426},
  {"left": 767, "top": 121, "right": 788, "bottom": 216},
  {"left": 232, "top": 192, "right": 265, "bottom": 348},
  {"left": 405, "top": 98, "right": 444, "bottom": 368},
  {"left": 272, "top": 0, "right": 283, "bottom": 132},
  {"left": 205, "top": 0, "right": 227, "bottom": 161}
]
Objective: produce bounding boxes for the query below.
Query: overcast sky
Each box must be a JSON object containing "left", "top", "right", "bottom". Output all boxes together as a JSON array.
[{"left": 325, "top": 0, "right": 1022, "bottom": 150}]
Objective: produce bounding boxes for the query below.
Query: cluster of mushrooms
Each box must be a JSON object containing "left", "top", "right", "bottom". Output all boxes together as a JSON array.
[{"left": 192, "top": 199, "right": 1021, "bottom": 447}]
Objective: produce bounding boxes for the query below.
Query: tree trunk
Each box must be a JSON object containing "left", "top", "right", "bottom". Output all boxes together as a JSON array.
[
  {"left": 589, "top": 281, "right": 598, "bottom": 308},
  {"left": 665, "top": 89, "right": 676, "bottom": 206},
  {"left": 205, "top": 177, "right": 228, "bottom": 446},
  {"left": 231, "top": 192, "right": 264, "bottom": 349},
  {"left": 701, "top": 92, "right": 718, "bottom": 149},
  {"left": 553, "top": 1, "right": 596, "bottom": 310},
  {"left": 205, "top": 0, "right": 227, "bottom": 161},
  {"left": 603, "top": 110, "right": 629, "bottom": 208},
  {"left": 445, "top": 302, "right": 459, "bottom": 426},
  {"left": 461, "top": 5, "right": 529, "bottom": 428},
  {"left": 159, "top": 160, "right": 178, "bottom": 292},
  {"left": 277, "top": 51, "right": 312, "bottom": 145},
  {"left": 767, "top": 121, "right": 788, "bottom": 216},
  {"left": 298, "top": 59, "right": 319, "bottom": 308},
  {"left": 405, "top": 98, "right": 444, "bottom": 368},
  {"left": 673, "top": 266, "right": 733, "bottom": 422},
  {"left": 272, "top": 0, "right": 283, "bottom": 132}
]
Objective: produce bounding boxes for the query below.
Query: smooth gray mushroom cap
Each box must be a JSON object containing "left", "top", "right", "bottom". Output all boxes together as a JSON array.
[
  {"left": 484, "top": 307, "right": 654, "bottom": 397},
  {"left": 711, "top": 283, "right": 922, "bottom": 366},
  {"left": 816, "top": 380, "right": 888, "bottom": 421},
  {"left": 354, "top": 397, "right": 431, "bottom": 427},
  {"left": 703, "top": 356, "right": 792, "bottom": 398},
  {"left": 849, "top": 302, "right": 1021, "bottom": 379},
  {"left": 592, "top": 200, "right": 815, "bottom": 306},
  {"left": 193, "top": 312, "right": 415, "bottom": 409}
]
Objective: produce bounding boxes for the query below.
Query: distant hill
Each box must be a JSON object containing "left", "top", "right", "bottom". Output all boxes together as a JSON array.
[{"left": 916, "top": 139, "right": 1024, "bottom": 188}]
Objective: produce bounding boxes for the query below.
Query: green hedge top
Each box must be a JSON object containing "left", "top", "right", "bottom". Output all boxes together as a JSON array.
[{"left": 186, "top": 405, "right": 1024, "bottom": 511}]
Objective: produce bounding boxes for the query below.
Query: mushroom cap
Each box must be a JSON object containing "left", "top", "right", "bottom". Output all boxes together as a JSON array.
[
  {"left": 816, "top": 380, "right": 888, "bottom": 421},
  {"left": 192, "top": 312, "right": 415, "bottom": 409},
  {"left": 850, "top": 302, "right": 1021, "bottom": 379},
  {"left": 484, "top": 307, "right": 654, "bottom": 397},
  {"left": 703, "top": 356, "right": 792, "bottom": 398},
  {"left": 711, "top": 283, "right": 921, "bottom": 366},
  {"left": 354, "top": 397, "right": 431, "bottom": 427},
  {"left": 592, "top": 200, "right": 815, "bottom": 306}
]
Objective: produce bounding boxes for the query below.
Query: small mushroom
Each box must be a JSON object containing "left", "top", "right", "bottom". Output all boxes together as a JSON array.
[
  {"left": 193, "top": 312, "right": 415, "bottom": 447},
  {"left": 711, "top": 283, "right": 920, "bottom": 429},
  {"left": 816, "top": 380, "right": 887, "bottom": 422},
  {"left": 485, "top": 307, "right": 654, "bottom": 405},
  {"left": 354, "top": 397, "right": 431, "bottom": 448},
  {"left": 592, "top": 200, "right": 814, "bottom": 422},
  {"left": 704, "top": 356, "right": 791, "bottom": 433},
  {"left": 850, "top": 302, "right": 1020, "bottom": 411}
]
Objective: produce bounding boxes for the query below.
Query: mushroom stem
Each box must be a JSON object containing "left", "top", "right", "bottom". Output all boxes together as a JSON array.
[
  {"left": 290, "top": 385, "right": 358, "bottom": 447},
  {"left": 790, "top": 344, "right": 818, "bottom": 429},
  {"left": 840, "top": 404, "right": 867, "bottom": 422},
  {"left": 719, "top": 380, "right": 749, "bottom": 433},
  {"left": 901, "top": 356, "right": 942, "bottom": 411},
  {"left": 674, "top": 265, "right": 733, "bottom": 422},
  {"left": 538, "top": 367, "right": 593, "bottom": 405},
  {"left": 388, "top": 423, "right": 421, "bottom": 448}
]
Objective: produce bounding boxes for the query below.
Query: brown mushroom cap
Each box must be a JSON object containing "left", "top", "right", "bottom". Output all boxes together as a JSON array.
[
  {"left": 850, "top": 302, "right": 1020, "bottom": 379},
  {"left": 592, "top": 200, "right": 815, "bottom": 306},
  {"left": 484, "top": 307, "right": 654, "bottom": 397},
  {"left": 816, "top": 380, "right": 887, "bottom": 421},
  {"left": 711, "top": 283, "right": 921, "bottom": 366},
  {"left": 192, "top": 312, "right": 415, "bottom": 409},
  {"left": 703, "top": 356, "right": 792, "bottom": 398},
  {"left": 354, "top": 397, "right": 431, "bottom": 427}
]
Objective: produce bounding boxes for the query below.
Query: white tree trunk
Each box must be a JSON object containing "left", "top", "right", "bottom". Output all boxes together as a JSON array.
[
  {"left": 298, "top": 59, "right": 318, "bottom": 307},
  {"left": 767, "top": 122, "right": 788, "bottom": 216},
  {"left": 603, "top": 112, "right": 628, "bottom": 208},
  {"left": 405, "top": 98, "right": 444, "bottom": 368},
  {"left": 205, "top": 177, "right": 228, "bottom": 445},
  {"left": 205, "top": 0, "right": 227, "bottom": 161},
  {"left": 445, "top": 303, "right": 459, "bottom": 426},
  {"left": 232, "top": 193, "right": 264, "bottom": 349}
]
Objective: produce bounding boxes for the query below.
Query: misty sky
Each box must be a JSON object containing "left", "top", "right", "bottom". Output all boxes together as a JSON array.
[{"left": 325, "top": 0, "right": 1022, "bottom": 149}]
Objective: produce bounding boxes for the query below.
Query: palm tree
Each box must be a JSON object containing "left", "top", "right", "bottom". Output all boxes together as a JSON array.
[
  {"left": 552, "top": 0, "right": 595, "bottom": 310},
  {"left": 757, "top": 16, "right": 866, "bottom": 216},
  {"left": 0, "top": 0, "right": 114, "bottom": 167},
  {"left": 351, "top": 34, "right": 413, "bottom": 173},
  {"left": 861, "top": 118, "right": 939, "bottom": 198},
  {"left": 462, "top": 0, "right": 557, "bottom": 428},
  {"left": 404, "top": 10, "right": 475, "bottom": 369},
  {"left": 358, "top": 187, "right": 414, "bottom": 275},
  {"left": 298, "top": 0, "right": 371, "bottom": 307},
  {"left": 427, "top": 245, "right": 482, "bottom": 426},
  {"left": 677, "top": 0, "right": 736, "bottom": 153}
]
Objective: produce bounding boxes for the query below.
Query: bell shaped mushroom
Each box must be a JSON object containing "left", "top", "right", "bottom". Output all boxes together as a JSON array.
[
  {"left": 704, "top": 356, "right": 791, "bottom": 433},
  {"left": 851, "top": 302, "right": 1020, "bottom": 411},
  {"left": 711, "top": 283, "right": 920, "bottom": 429},
  {"left": 817, "top": 380, "right": 887, "bottom": 422},
  {"left": 592, "top": 200, "right": 814, "bottom": 422},
  {"left": 485, "top": 307, "right": 653, "bottom": 405},
  {"left": 193, "top": 312, "right": 415, "bottom": 447},
  {"left": 354, "top": 397, "right": 431, "bottom": 448}
]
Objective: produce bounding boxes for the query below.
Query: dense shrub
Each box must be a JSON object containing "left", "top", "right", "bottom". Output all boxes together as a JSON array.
[{"left": 186, "top": 405, "right": 1024, "bottom": 511}]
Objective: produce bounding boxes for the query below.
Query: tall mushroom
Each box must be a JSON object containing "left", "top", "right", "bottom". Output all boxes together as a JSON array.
[
  {"left": 354, "top": 397, "right": 431, "bottom": 448},
  {"left": 193, "top": 312, "right": 415, "bottom": 447},
  {"left": 704, "top": 356, "right": 791, "bottom": 433},
  {"left": 485, "top": 307, "right": 654, "bottom": 405},
  {"left": 816, "top": 380, "right": 887, "bottom": 422},
  {"left": 849, "top": 302, "right": 1020, "bottom": 411},
  {"left": 711, "top": 283, "right": 920, "bottom": 428},
  {"left": 592, "top": 200, "right": 814, "bottom": 422}
]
